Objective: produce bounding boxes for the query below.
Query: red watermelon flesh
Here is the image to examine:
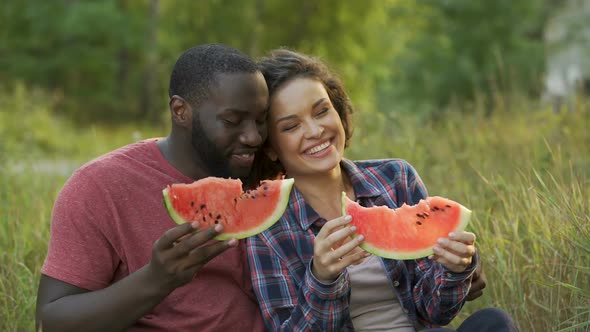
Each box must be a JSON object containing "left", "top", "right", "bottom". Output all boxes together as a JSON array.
[
  {"left": 342, "top": 194, "right": 471, "bottom": 260},
  {"left": 163, "top": 177, "right": 294, "bottom": 240}
]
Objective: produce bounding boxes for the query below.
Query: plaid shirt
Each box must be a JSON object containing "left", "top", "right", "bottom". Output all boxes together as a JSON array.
[{"left": 247, "top": 159, "right": 478, "bottom": 331}]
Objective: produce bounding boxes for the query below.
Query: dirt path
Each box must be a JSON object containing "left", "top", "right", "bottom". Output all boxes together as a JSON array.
[{"left": 6, "top": 159, "right": 80, "bottom": 177}]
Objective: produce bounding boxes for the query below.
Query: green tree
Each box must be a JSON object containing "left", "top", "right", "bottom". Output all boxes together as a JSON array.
[
  {"left": 0, "top": 0, "right": 563, "bottom": 123},
  {"left": 1, "top": 0, "right": 149, "bottom": 122},
  {"left": 381, "top": 0, "right": 548, "bottom": 114}
]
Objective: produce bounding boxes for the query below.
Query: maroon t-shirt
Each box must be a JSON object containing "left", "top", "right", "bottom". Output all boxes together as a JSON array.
[{"left": 42, "top": 139, "right": 264, "bottom": 331}]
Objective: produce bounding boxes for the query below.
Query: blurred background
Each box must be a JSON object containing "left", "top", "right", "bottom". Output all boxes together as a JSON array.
[{"left": 0, "top": 0, "right": 589, "bottom": 331}]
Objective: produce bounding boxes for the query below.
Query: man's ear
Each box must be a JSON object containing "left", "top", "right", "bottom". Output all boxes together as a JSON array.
[
  {"left": 169, "top": 95, "right": 192, "bottom": 128},
  {"left": 264, "top": 146, "right": 278, "bottom": 162}
]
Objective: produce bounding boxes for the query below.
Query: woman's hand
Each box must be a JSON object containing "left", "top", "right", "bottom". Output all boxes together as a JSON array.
[
  {"left": 311, "top": 215, "right": 368, "bottom": 283},
  {"left": 429, "top": 231, "right": 476, "bottom": 273}
]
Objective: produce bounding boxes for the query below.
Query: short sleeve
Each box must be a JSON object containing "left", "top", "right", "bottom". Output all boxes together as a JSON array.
[{"left": 42, "top": 168, "right": 120, "bottom": 290}]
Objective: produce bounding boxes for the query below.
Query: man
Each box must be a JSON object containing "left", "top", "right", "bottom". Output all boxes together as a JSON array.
[{"left": 36, "top": 44, "right": 269, "bottom": 331}]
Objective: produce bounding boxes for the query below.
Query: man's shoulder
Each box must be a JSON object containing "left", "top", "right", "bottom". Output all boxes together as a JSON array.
[
  {"left": 75, "top": 139, "right": 157, "bottom": 177},
  {"left": 59, "top": 139, "right": 159, "bottom": 196}
]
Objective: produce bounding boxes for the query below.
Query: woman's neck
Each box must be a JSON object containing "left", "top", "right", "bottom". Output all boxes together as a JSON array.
[{"left": 291, "top": 166, "right": 354, "bottom": 221}]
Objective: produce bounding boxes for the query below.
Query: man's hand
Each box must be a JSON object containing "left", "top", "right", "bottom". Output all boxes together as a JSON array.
[
  {"left": 466, "top": 259, "right": 486, "bottom": 301},
  {"left": 148, "top": 222, "right": 237, "bottom": 291}
]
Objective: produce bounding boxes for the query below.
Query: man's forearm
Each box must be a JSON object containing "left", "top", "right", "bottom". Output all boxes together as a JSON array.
[{"left": 39, "top": 265, "right": 172, "bottom": 332}]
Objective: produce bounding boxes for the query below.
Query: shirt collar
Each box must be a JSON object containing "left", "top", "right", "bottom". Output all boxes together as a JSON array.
[
  {"left": 291, "top": 159, "right": 383, "bottom": 231},
  {"left": 289, "top": 188, "right": 321, "bottom": 231},
  {"left": 340, "top": 159, "right": 383, "bottom": 199}
]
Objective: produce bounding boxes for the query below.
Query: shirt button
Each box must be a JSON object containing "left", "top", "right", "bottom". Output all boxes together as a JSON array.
[
  {"left": 446, "top": 272, "right": 452, "bottom": 278},
  {"left": 393, "top": 280, "right": 400, "bottom": 287}
]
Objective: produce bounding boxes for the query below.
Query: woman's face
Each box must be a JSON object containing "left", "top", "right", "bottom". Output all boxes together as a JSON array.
[{"left": 266, "top": 77, "right": 346, "bottom": 177}]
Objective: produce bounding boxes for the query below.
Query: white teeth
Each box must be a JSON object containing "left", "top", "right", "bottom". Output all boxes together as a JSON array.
[{"left": 306, "top": 141, "right": 330, "bottom": 154}]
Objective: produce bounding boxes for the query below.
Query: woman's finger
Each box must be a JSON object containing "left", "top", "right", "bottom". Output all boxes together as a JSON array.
[
  {"left": 315, "top": 216, "right": 353, "bottom": 254},
  {"left": 448, "top": 231, "right": 476, "bottom": 245},
  {"left": 334, "top": 248, "right": 370, "bottom": 270},
  {"left": 432, "top": 246, "right": 472, "bottom": 272},
  {"left": 437, "top": 238, "right": 476, "bottom": 258},
  {"left": 326, "top": 224, "right": 358, "bottom": 246},
  {"left": 316, "top": 215, "right": 352, "bottom": 240},
  {"left": 330, "top": 234, "right": 364, "bottom": 259}
]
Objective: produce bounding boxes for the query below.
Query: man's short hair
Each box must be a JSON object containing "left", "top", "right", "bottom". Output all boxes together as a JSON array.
[{"left": 169, "top": 44, "right": 258, "bottom": 106}]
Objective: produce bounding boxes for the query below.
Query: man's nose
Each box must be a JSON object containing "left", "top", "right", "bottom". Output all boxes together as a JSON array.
[{"left": 239, "top": 121, "right": 264, "bottom": 147}]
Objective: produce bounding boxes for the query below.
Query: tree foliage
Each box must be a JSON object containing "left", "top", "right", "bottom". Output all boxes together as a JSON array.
[
  {"left": 0, "top": 0, "right": 564, "bottom": 123},
  {"left": 379, "top": 0, "right": 550, "bottom": 114}
]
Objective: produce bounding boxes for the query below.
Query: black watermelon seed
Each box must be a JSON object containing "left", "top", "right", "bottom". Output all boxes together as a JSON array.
[
  {"left": 263, "top": 186, "right": 268, "bottom": 190},
  {"left": 190, "top": 201, "right": 194, "bottom": 207},
  {"left": 446, "top": 204, "right": 451, "bottom": 208},
  {"left": 209, "top": 213, "right": 213, "bottom": 218},
  {"left": 433, "top": 206, "right": 440, "bottom": 211},
  {"left": 416, "top": 213, "right": 425, "bottom": 219},
  {"left": 200, "top": 204, "right": 206, "bottom": 210},
  {"left": 416, "top": 221, "right": 422, "bottom": 225},
  {"left": 202, "top": 216, "right": 206, "bottom": 222},
  {"left": 214, "top": 220, "right": 219, "bottom": 224},
  {"left": 216, "top": 214, "right": 221, "bottom": 219}
]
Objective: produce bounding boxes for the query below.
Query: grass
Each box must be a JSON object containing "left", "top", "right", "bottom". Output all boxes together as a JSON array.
[
  {"left": 347, "top": 98, "right": 590, "bottom": 331},
  {"left": 1, "top": 86, "right": 589, "bottom": 331}
]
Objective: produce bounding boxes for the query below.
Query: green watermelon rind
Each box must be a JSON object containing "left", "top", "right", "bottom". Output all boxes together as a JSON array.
[
  {"left": 341, "top": 192, "right": 472, "bottom": 260},
  {"left": 162, "top": 178, "right": 294, "bottom": 241},
  {"left": 163, "top": 187, "right": 187, "bottom": 225}
]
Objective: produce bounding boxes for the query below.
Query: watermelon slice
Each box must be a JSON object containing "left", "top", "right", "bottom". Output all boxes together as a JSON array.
[
  {"left": 163, "top": 177, "right": 294, "bottom": 240},
  {"left": 341, "top": 193, "right": 472, "bottom": 260}
]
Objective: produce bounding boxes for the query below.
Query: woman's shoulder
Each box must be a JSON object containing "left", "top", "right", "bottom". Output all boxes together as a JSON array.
[{"left": 346, "top": 158, "right": 420, "bottom": 176}]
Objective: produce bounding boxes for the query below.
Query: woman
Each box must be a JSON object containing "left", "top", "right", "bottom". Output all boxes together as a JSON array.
[{"left": 247, "top": 49, "right": 515, "bottom": 332}]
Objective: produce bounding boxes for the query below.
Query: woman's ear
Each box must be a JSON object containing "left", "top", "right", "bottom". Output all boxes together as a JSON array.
[{"left": 264, "top": 146, "right": 278, "bottom": 162}]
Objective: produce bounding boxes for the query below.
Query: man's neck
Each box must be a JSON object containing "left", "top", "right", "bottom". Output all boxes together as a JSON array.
[{"left": 157, "top": 135, "right": 209, "bottom": 180}]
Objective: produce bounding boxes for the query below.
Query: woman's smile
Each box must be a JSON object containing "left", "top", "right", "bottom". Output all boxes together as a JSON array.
[{"left": 303, "top": 139, "right": 332, "bottom": 156}]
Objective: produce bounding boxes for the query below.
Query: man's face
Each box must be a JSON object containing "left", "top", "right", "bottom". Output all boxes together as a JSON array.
[{"left": 191, "top": 72, "right": 269, "bottom": 180}]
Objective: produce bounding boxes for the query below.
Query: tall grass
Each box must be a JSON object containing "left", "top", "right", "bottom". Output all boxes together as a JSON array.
[
  {"left": 349, "top": 99, "right": 590, "bottom": 331},
  {"left": 1, "top": 85, "right": 588, "bottom": 331}
]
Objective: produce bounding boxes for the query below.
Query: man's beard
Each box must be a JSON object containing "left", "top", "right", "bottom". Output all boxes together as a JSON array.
[{"left": 190, "top": 117, "right": 233, "bottom": 178}]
